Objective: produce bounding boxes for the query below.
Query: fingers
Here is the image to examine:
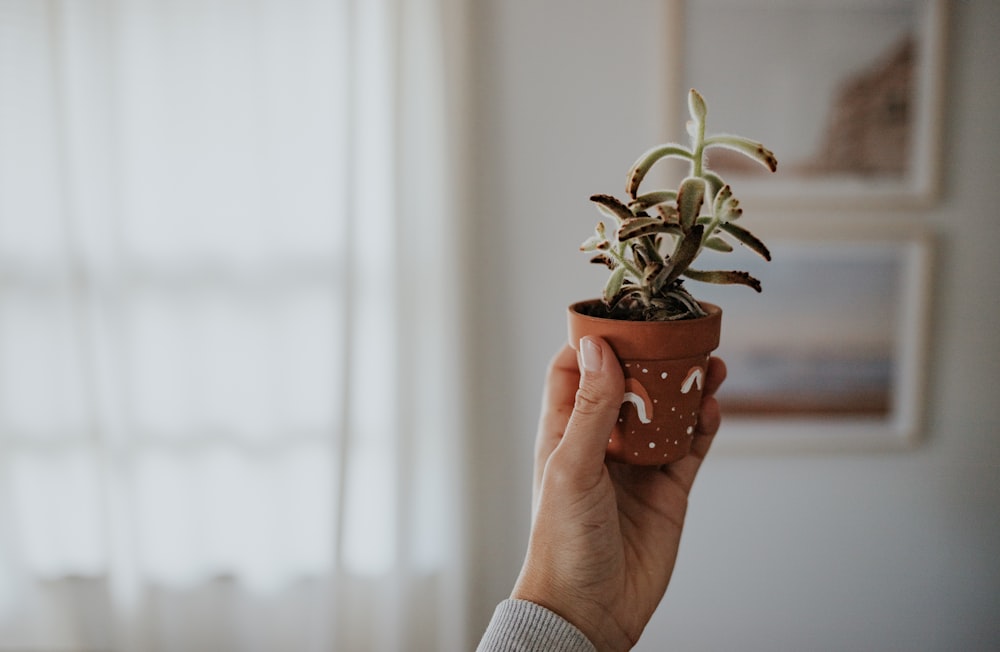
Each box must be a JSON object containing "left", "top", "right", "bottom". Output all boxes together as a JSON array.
[
  {"left": 688, "top": 394, "right": 721, "bottom": 458},
  {"left": 691, "top": 356, "right": 725, "bottom": 456},
  {"left": 702, "top": 356, "right": 727, "bottom": 399},
  {"left": 661, "top": 356, "right": 726, "bottom": 492},
  {"left": 537, "top": 349, "right": 726, "bottom": 497},
  {"left": 547, "top": 336, "right": 624, "bottom": 480}
]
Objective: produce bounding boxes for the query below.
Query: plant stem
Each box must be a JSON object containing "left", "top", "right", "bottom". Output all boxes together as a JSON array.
[
  {"left": 692, "top": 117, "right": 706, "bottom": 178},
  {"left": 697, "top": 216, "right": 721, "bottom": 258},
  {"left": 607, "top": 245, "right": 643, "bottom": 279},
  {"left": 689, "top": 112, "right": 712, "bottom": 254},
  {"left": 640, "top": 235, "right": 663, "bottom": 264}
]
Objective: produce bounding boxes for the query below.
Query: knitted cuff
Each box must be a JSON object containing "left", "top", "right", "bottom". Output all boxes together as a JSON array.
[{"left": 476, "top": 599, "right": 597, "bottom": 652}]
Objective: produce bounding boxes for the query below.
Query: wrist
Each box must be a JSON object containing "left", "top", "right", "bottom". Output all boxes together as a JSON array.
[
  {"left": 479, "top": 599, "right": 597, "bottom": 652},
  {"left": 511, "top": 580, "right": 633, "bottom": 652}
]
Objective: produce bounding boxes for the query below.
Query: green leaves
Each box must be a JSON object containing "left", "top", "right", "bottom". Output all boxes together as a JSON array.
[
  {"left": 662, "top": 224, "right": 705, "bottom": 288},
  {"left": 720, "top": 222, "right": 771, "bottom": 261},
  {"left": 581, "top": 88, "right": 776, "bottom": 319},
  {"left": 579, "top": 221, "right": 609, "bottom": 251},
  {"left": 688, "top": 88, "right": 707, "bottom": 124},
  {"left": 618, "top": 216, "right": 679, "bottom": 242},
  {"left": 625, "top": 144, "right": 693, "bottom": 199},
  {"left": 628, "top": 190, "right": 677, "bottom": 213},
  {"left": 603, "top": 266, "right": 627, "bottom": 303},
  {"left": 589, "top": 254, "right": 616, "bottom": 269},
  {"left": 683, "top": 268, "right": 762, "bottom": 292},
  {"left": 676, "top": 177, "right": 706, "bottom": 231},
  {"left": 590, "top": 194, "right": 633, "bottom": 224},
  {"left": 703, "top": 236, "right": 733, "bottom": 253},
  {"left": 712, "top": 184, "right": 742, "bottom": 223},
  {"left": 703, "top": 134, "right": 778, "bottom": 173}
]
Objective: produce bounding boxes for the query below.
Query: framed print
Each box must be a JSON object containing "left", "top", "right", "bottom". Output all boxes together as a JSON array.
[
  {"left": 690, "top": 222, "right": 933, "bottom": 453},
  {"left": 667, "top": 0, "right": 948, "bottom": 208}
]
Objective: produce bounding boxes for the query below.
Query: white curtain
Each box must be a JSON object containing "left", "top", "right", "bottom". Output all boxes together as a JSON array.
[{"left": 0, "top": 0, "right": 470, "bottom": 649}]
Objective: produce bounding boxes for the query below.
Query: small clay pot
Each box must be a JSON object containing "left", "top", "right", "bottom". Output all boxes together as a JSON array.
[{"left": 567, "top": 300, "right": 722, "bottom": 465}]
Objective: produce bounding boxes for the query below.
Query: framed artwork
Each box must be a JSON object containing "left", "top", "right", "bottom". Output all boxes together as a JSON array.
[
  {"left": 666, "top": 0, "right": 948, "bottom": 208},
  {"left": 690, "top": 222, "right": 933, "bottom": 453}
]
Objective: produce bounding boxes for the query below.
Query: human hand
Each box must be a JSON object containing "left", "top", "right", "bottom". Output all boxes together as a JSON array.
[{"left": 510, "top": 336, "right": 726, "bottom": 651}]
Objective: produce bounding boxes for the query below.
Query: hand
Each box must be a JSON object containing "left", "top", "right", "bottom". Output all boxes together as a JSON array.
[{"left": 511, "top": 336, "right": 726, "bottom": 651}]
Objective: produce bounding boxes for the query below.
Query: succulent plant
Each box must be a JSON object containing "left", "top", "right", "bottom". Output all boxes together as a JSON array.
[{"left": 581, "top": 89, "right": 777, "bottom": 321}]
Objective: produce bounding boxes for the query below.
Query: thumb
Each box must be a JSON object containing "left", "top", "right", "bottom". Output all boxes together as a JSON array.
[{"left": 553, "top": 336, "right": 624, "bottom": 475}]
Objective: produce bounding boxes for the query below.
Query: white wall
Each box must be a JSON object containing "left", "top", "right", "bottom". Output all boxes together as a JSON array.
[{"left": 468, "top": 1, "right": 1000, "bottom": 650}]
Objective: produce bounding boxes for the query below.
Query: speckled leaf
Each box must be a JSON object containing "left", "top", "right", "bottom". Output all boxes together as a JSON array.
[
  {"left": 618, "top": 217, "right": 673, "bottom": 242},
  {"left": 603, "top": 266, "right": 627, "bottom": 303},
  {"left": 625, "top": 144, "right": 693, "bottom": 199},
  {"left": 712, "top": 184, "right": 732, "bottom": 217},
  {"left": 676, "top": 177, "right": 706, "bottom": 231},
  {"left": 720, "top": 222, "right": 772, "bottom": 261},
  {"left": 662, "top": 224, "right": 704, "bottom": 287},
  {"left": 712, "top": 185, "right": 743, "bottom": 223},
  {"left": 655, "top": 204, "right": 681, "bottom": 226},
  {"left": 684, "top": 268, "right": 762, "bottom": 292},
  {"left": 703, "top": 135, "right": 778, "bottom": 173},
  {"left": 590, "top": 194, "right": 634, "bottom": 224},
  {"left": 608, "top": 285, "right": 642, "bottom": 311},
  {"left": 590, "top": 254, "right": 617, "bottom": 269},
  {"left": 643, "top": 261, "right": 664, "bottom": 284},
  {"left": 704, "top": 236, "right": 733, "bottom": 253},
  {"left": 634, "top": 246, "right": 649, "bottom": 270},
  {"left": 648, "top": 262, "right": 674, "bottom": 294},
  {"left": 628, "top": 190, "right": 678, "bottom": 212},
  {"left": 688, "top": 88, "right": 707, "bottom": 123},
  {"left": 579, "top": 234, "right": 608, "bottom": 251}
]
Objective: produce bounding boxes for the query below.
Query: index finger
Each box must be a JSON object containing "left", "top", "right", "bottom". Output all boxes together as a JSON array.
[{"left": 702, "top": 356, "right": 727, "bottom": 398}]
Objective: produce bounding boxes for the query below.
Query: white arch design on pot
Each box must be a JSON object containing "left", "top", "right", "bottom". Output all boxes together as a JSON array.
[
  {"left": 680, "top": 366, "right": 704, "bottom": 394},
  {"left": 622, "top": 378, "right": 653, "bottom": 424}
]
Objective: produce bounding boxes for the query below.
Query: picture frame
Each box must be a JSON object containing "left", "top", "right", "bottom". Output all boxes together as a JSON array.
[
  {"left": 665, "top": 0, "right": 948, "bottom": 209},
  {"left": 690, "top": 221, "right": 933, "bottom": 454}
]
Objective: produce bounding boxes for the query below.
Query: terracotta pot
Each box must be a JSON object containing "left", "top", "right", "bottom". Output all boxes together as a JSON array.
[{"left": 567, "top": 300, "right": 722, "bottom": 465}]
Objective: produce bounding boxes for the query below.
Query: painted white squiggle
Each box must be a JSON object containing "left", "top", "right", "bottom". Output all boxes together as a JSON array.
[
  {"left": 623, "top": 392, "right": 652, "bottom": 424},
  {"left": 680, "top": 367, "right": 704, "bottom": 394}
]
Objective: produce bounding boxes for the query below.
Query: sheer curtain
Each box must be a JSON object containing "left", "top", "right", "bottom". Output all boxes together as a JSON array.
[{"left": 0, "top": 0, "right": 469, "bottom": 649}]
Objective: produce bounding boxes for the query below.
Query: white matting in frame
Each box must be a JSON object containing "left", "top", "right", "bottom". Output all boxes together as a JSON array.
[
  {"left": 689, "top": 222, "right": 933, "bottom": 454},
  {"left": 666, "top": 0, "right": 948, "bottom": 209}
]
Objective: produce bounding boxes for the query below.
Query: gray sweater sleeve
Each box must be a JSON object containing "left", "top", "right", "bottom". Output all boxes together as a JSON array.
[{"left": 476, "top": 599, "right": 597, "bottom": 652}]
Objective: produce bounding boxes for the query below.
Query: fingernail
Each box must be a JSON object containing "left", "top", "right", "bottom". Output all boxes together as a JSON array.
[{"left": 580, "top": 337, "right": 602, "bottom": 372}]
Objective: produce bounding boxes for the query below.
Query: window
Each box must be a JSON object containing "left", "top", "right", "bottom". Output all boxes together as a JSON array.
[{"left": 0, "top": 1, "right": 467, "bottom": 649}]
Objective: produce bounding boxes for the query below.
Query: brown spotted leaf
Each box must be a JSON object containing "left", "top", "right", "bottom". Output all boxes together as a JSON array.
[
  {"left": 684, "top": 268, "right": 762, "bottom": 292},
  {"left": 655, "top": 204, "right": 681, "bottom": 226},
  {"left": 625, "top": 144, "right": 694, "bottom": 199},
  {"left": 603, "top": 266, "right": 627, "bottom": 303},
  {"left": 661, "top": 224, "right": 704, "bottom": 287},
  {"left": 590, "top": 194, "right": 634, "bottom": 224},
  {"left": 703, "top": 135, "right": 778, "bottom": 173},
  {"left": 589, "top": 254, "right": 617, "bottom": 269},
  {"left": 618, "top": 217, "right": 674, "bottom": 242},
  {"left": 720, "top": 222, "right": 771, "bottom": 261},
  {"left": 676, "top": 177, "right": 706, "bottom": 231},
  {"left": 703, "top": 236, "right": 733, "bottom": 253},
  {"left": 628, "top": 190, "right": 678, "bottom": 213}
]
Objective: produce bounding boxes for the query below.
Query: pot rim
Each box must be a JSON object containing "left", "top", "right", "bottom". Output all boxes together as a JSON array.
[{"left": 568, "top": 298, "right": 722, "bottom": 360}]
